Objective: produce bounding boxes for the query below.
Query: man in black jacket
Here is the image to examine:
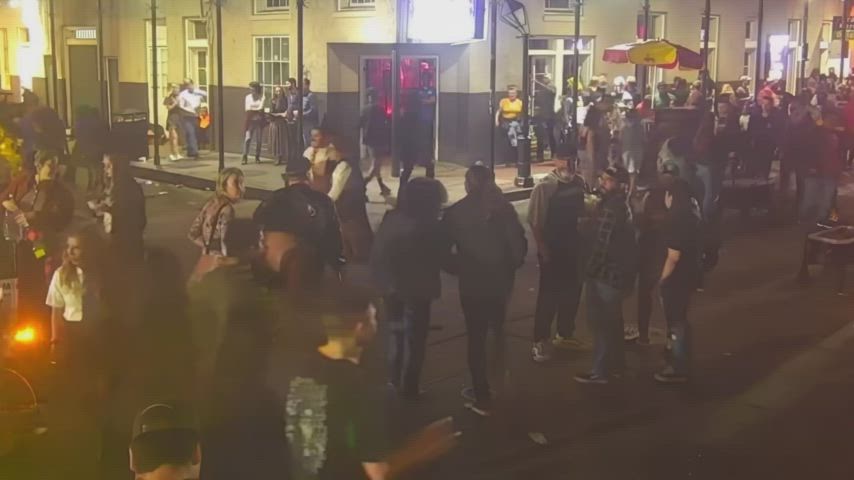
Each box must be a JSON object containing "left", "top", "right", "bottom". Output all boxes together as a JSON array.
[{"left": 442, "top": 165, "right": 526, "bottom": 416}]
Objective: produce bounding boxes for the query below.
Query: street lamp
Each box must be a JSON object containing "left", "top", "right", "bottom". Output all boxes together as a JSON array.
[{"left": 500, "top": 0, "right": 533, "bottom": 188}]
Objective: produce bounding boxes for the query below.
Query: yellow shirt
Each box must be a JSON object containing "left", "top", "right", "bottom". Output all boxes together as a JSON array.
[{"left": 499, "top": 98, "right": 523, "bottom": 120}]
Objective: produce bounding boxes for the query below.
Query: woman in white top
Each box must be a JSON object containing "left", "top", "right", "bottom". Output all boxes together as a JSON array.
[
  {"left": 46, "top": 228, "right": 105, "bottom": 361},
  {"left": 242, "top": 81, "right": 266, "bottom": 165}
]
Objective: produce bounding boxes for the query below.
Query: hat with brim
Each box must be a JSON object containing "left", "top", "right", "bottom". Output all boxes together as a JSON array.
[{"left": 132, "top": 404, "right": 197, "bottom": 442}]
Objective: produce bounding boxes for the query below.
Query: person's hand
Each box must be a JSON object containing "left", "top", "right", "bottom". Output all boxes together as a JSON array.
[
  {"left": 393, "top": 417, "right": 459, "bottom": 474},
  {"left": 495, "top": 118, "right": 500, "bottom": 127},
  {"left": 2, "top": 199, "right": 17, "bottom": 212},
  {"left": 13, "top": 212, "right": 27, "bottom": 226}
]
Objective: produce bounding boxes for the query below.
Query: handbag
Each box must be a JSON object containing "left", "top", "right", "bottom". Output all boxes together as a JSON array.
[{"left": 188, "top": 202, "right": 229, "bottom": 284}]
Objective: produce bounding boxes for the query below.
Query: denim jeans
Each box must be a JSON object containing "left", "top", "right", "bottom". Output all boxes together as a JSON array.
[
  {"left": 182, "top": 116, "right": 199, "bottom": 157},
  {"left": 799, "top": 176, "right": 837, "bottom": 224},
  {"left": 695, "top": 163, "right": 723, "bottom": 221},
  {"left": 461, "top": 295, "right": 507, "bottom": 402},
  {"left": 242, "top": 124, "right": 263, "bottom": 160},
  {"left": 533, "top": 257, "right": 582, "bottom": 342},
  {"left": 586, "top": 279, "right": 625, "bottom": 377},
  {"left": 386, "top": 295, "right": 431, "bottom": 396},
  {"left": 660, "top": 284, "right": 693, "bottom": 376}
]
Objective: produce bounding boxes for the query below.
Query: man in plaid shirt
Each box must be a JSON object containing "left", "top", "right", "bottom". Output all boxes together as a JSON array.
[{"left": 576, "top": 165, "right": 634, "bottom": 385}]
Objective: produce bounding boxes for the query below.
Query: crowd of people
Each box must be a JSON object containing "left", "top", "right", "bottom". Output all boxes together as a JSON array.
[{"left": 1, "top": 64, "right": 852, "bottom": 479}]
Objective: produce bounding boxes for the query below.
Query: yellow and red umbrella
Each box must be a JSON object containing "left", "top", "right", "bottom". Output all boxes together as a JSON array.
[{"left": 603, "top": 39, "right": 703, "bottom": 70}]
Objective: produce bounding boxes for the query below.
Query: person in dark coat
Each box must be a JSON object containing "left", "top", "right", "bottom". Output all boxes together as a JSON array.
[
  {"left": 371, "top": 177, "right": 446, "bottom": 399},
  {"left": 747, "top": 94, "right": 785, "bottom": 179},
  {"left": 72, "top": 106, "right": 109, "bottom": 192},
  {"left": 95, "top": 154, "right": 147, "bottom": 261},
  {"left": 441, "top": 165, "right": 526, "bottom": 416}
]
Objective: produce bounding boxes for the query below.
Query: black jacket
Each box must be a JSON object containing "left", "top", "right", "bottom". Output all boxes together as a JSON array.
[
  {"left": 371, "top": 209, "right": 443, "bottom": 300},
  {"left": 441, "top": 194, "right": 527, "bottom": 298}
]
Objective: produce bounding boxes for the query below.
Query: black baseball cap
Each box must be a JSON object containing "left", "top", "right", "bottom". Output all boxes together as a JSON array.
[
  {"left": 552, "top": 142, "right": 578, "bottom": 160},
  {"left": 660, "top": 161, "right": 681, "bottom": 176},
  {"left": 253, "top": 187, "right": 333, "bottom": 246},
  {"left": 285, "top": 156, "right": 312, "bottom": 177},
  {"left": 132, "top": 403, "right": 197, "bottom": 442},
  {"left": 603, "top": 165, "right": 630, "bottom": 184}
]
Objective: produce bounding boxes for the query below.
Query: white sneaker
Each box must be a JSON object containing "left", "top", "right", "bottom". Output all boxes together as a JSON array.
[
  {"left": 168, "top": 154, "right": 178, "bottom": 161},
  {"left": 531, "top": 341, "right": 551, "bottom": 363}
]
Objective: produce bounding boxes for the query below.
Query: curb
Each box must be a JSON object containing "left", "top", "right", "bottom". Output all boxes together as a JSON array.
[{"left": 131, "top": 165, "right": 534, "bottom": 203}]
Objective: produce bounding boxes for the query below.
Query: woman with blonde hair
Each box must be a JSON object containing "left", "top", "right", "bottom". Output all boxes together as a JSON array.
[{"left": 188, "top": 167, "right": 245, "bottom": 282}]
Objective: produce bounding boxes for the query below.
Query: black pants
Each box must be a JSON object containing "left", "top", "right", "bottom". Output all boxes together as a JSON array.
[
  {"left": 660, "top": 284, "right": 693, "bottom": 375},
  {"left": 386, "top": 295, "right": 431, "bottom": 396},
  {"left": 534, "top": 118, "right": 557, "bottom": 161},
  {"left": 398, "top": 163, "right": 436, "bottom": 197},
  {"left": 533, "top": 257, "right": 582, "bottom": 342},
  {"left": 461, "top": 295, "right": 507, "bottom": 402}
]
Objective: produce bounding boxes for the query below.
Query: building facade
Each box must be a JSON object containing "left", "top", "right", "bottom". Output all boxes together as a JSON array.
[{"left": 6, "top": 0, "right": 854, "bottom": 164}]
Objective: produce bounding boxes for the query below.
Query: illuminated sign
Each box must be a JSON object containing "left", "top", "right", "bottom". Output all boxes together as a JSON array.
[{"left": 407, "top": 0, "right": 486, "bottom": 44}]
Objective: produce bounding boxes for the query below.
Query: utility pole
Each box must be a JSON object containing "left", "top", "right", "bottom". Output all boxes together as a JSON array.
[
  {"left": 47, "top": 0, "right": 58, "bottom": 113},
  {"left": 842, "top": 0, "right": 850, "bottom": 78},
  {"left": 297, "top": 0, "right": 305, "bottom": 152},
  {"left": 572, "top": 0, "right": 581, "bottom": 149},
  {"left": 150, "top": 0, "right": 160, "bottom": 166},
  {"left": 754, "top": 0, "right": 764, "bottom": 99},
  {"left": 702, "top": 0, "right": 711, "bottom": 100},
  {"left": 215, "top": 0, "right": 225, "bottom": 172},
  {"left": 800, "top": 0, "right": 808, "bottom": 92},
  {"left": 488, "top": 0, "right": 498, "bottom": 170},
  {"left": 640, "top": 0, "right": 650, "bottom": 97}
]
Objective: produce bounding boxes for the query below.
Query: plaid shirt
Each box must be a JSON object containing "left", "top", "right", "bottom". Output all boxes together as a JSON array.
[{"left": 586, "top": 192, "right": 630, "bottom": 288}]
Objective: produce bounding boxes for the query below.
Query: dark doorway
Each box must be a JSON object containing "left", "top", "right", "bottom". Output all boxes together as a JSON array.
[{"left": 68, "top": 45, "right": 101, "bottom": 120}]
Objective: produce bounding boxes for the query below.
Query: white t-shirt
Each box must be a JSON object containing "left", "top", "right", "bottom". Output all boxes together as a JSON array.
[{"left": 46, "top": 266, "right": 85, "bottom": 322}]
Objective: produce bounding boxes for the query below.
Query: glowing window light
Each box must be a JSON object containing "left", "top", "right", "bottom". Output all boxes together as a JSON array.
[
  {"left": 17, "top": 0, "right": 46, "bottom": 90},
  {"left": 407, "top": 0, "right": 478, "bottom": 43}
]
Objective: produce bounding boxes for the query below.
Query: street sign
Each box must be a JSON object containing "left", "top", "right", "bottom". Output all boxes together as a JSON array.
[{"left": 832, "top": 16, "right": 854, "bottom": 40}]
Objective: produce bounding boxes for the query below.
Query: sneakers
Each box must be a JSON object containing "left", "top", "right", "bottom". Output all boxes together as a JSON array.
[
  {"left": 465, "top": 399, "right": 494, "bottom": 417},
  {"left": 573, "top": 373, "right": 609, "bottom": 385},
  {"left": 654, "top": 366, "right": 688, "bottom": 384},
  {"left": 624, "top": 326, "right": 640, "bottom": 342},
  {"left": 461, "top": 386, "right": 496, "bottom": 403},
  {"left": 531, "top": 341, "right": 552, "bottom": 363},
  {"left": 552, "top": 334, "right": 584, "bottom": 350}
]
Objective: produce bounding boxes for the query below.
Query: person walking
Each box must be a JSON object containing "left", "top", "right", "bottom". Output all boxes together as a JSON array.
[
  {"left": 747, "top": 94, "right": 784, "bottom": 179},
  {"left": 528, "top": 144, "right": 587, "bottom": 363},
  {"left": 300, "top": 78, "right": 319, "bottom": 148},
  {"left": 242, "top": 81, "right": 266, "bottom": 165},
  {"left": 534, "top": 75, "right": 558, "bottom": 162},
  {"left": 360, "top": 88, "right": 392, "bottom": 196},
  {"left": 187, "top": 168, "right": 245, "bottom": 283},
  {"left": 96, "top": 154, "right": 147, "bottom": 261},
  {"left": 285, "top": 78, "right": 301, "bottom": 164},
  {"left": 269, "top": 85, "right": 290, "bottom": 166},
  {"left": 71, "top": 106, "right": 109, "bottom": 192},
  {"left": 324, "top": 142, "right": 373, "bottom": 264},
  {"left": 800, "top": 111, "right": 844, "bottom": 224},
  {"left": 441, "top": 165, "right": 527, "bottom": 416},
  {"left": 583, "top": 96, "right": 615, "bottom": 186},
  {"left": 371, "top": 177, "right": 447, "bottom": 400},
  {"left": 575, "top": 165, "right": 634, "bottom": 385},
  {"left": 178, "top": 79, "right": 207, "bottom": 159},
  {"left": 655, "top": 180, "right": 702, "bottom": 384},
  {"left": 163, "top": 83, "right": 184, "bottom": 161},
  {"left": 398, "top": 92, "right": 437, "bottom": 197}
]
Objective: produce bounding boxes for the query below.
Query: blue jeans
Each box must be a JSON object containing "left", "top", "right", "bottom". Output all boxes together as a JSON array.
[
  {"left": 660, "top": 284, "right": 693, "bottom": 375},
  {"left": 695, "top": 163, "right": 723, "bottom": 221},
  {"left": 182, "top": 115, "right": 199, "bottom": 157},
  {"left": 586, "top": 279, "right": 624, "bottom": 377},
  {"left": 242, "top": 124, "right": 263, "bottom": 160},
  {"left": 386, "top": 295, "right": 431, "bottom": 396},
  {"left": 799, "top": 176, "right": 836, "bottom": 224}
]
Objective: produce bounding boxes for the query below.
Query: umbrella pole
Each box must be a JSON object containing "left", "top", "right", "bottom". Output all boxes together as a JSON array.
[{"left": 641, "top": 0, "right": 650, "bottom": 96}]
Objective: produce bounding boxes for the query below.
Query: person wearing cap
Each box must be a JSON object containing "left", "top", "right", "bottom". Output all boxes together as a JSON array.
[
  {"left": 371, "top": 177, "right": 447, "bottom": 400},
  {"left": 736, "top": 75, "right": 752, "bottom": 100},
  {"left": 533, "top": 74, "right": 558, "bottom": 162},
  {"left": 242, "top": 81, "right": 266, "bottom": 165},
  {"left": 177, "top": 79, "right": 207, "bottom": 159},
  {"left": 527, "top": 143, "right": 587, "bottom": 363},
  {"left": 583, "top": 95, "right": 614, "bottom": 183},
  {"left": 576, "top": 165, "right": 635, "bottom": 385},
  {"left": 130, "top": 403, "right": 202, "bottom": 480},
  {"left": 654, "top": 179, "right": 702, "bottom": 384},
  {"left": 324, "top": 140, "right": 373, "bottom": 264},
  {"left": 654, "top": 82, "right": 675, "bottom": 110},
  {"left": 747, "top": 93, "right": 784, "bottom": 179}
]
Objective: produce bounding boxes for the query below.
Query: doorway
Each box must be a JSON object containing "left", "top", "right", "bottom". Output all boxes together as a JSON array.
[
  {"left": 67, "top": 45, "right": 100, "bottom": 120},
  {"left": 106, "top": 57, "right": 119, "bottom": 121},
  {"left": 361, "top": 55, "right": 439, "bottom": 163}
]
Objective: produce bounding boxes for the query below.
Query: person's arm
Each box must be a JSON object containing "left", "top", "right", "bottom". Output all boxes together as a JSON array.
[
  {"left": 495, "top": 99, "right": 503, "bottom": 126},
  {"left": 217, "top": 205, "right": 235, "bottom": 257},
  {"left": 659, "top": 247, "right": 681, "bottom": 283},
  {"left": 45, "top": 271, "right": 64, "bottom": 345},
  {"left": 327, "top": 161, "right": 352, "bottom": 202},
  {"left": 527, "top": 183, "right": 550, "bottom": 263},
  {"left": 303, "top": 93, "right": 316, "bottom": 116}
]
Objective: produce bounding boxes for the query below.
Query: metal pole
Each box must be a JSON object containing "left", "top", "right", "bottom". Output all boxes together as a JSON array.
[
  {"left": 47, "top": 0, "right": 58, "bottom": 112},
  {"left": 297, "top": 0, "right": 305, "bottom": 152},
  {"left": 150, "top": 0, "right": 160, "bottom": 166},
  {"left": 572, "top": 0, "right": 580, "bottom": 149},
  {"left": 488, "top": 0, "right": 498, "bottom": 170},
  {"left": 800, "top": 0, "right": 808, "bottom": 92},
  {"left": 702, "top": 0, "right": 711, "bottom": 100},
  {"left": 842, "top": 0, "right": 849, "bottom": 79},
  {"left": 391, "top": 48, "right": 400, "bottom": 178},
  {"left": 97, "top": 0, "right": 105, "bottom": 115},
  {"left": 641, "top": 0, "right": 650, "bottom": 97},
  {"left": 215, "top": 0, "right": 225, "bottom": 172},
  {"left": 754, "top": 0, "right": 764, "bottom": 99},
  {"left": 515, "top": 33, "right": 532, "bottom": 188}
]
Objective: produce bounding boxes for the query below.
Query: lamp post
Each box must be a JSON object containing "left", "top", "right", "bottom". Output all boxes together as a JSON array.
[
  {"left": 800, "top": 0, "right": 808, "bottom": 92},
  {"left": 842, "top": 0, "right": 850, "bottom": 78},
  {"left": 500, "top": 0, "right": 533, "bottom": 188},
  {"left": 297, "top": 0, "right": 305, "bottom": 152},
  {"left": 215, "top": 0, "right": 225, "bottom": 172},
  {"left": 150, "top": 0, "right": 160, "bottom": 166},
  {"left": 572, "top": 0, "right": 581, "bottom": 150},
  {"left": 488, "top": 0, "right": 498, "bottom": 170},
  {"left": 47, "top": 0, "right": 58, "bottom": 113},
  {"left": 702, "top": 0, "right": 711, "bottom": 100},
  {"left": 754, "top": 0, "right": 764, "bottom": 99}
]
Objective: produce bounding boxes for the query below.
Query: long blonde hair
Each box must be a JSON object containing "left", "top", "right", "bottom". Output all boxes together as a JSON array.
[
  {"left": 59, "top": 226, "right": 107, "bottom": 290},
  {"left": 216, "top": 167, "right": 245, "bottom": 199}
]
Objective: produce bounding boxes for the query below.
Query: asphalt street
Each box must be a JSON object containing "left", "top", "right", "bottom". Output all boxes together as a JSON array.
[{"left": 4, "top": 177, "right": 854, "bottom": 479}]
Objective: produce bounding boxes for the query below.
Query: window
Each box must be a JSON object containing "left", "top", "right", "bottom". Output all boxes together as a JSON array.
[
  {"left": 254, "top": 0, "right": 289, "bottom": 14},
  {"left": 528, "top": 36, "right": 595, "bottom": 112},
  {"left": 743, "top": 50, "right": 755, "bottom": 77},
  {"left": 700, "top": 15, "right": 719, "bottom": 79},
  {"left": 637, "top": 13, "right": 666, "bottom": 89},
  {"left": 186, "top": 19, "right": 209, "bottom": 91},
  {"left": 254, "top": 36, "right": 290, "bottom": 99},
  {"left": 145, "top": 19, "right": 169, "bottom": 128},
  {"left": 339, "top": 0, "right": 375, "bottom": 9},
  {"left": 545, "top": 0, "right": 581, "bottom": 14}
]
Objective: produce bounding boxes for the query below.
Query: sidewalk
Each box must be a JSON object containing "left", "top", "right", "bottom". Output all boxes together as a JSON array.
[{"left": 130, "top": 151, "right": 552, "bottom": 203}]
